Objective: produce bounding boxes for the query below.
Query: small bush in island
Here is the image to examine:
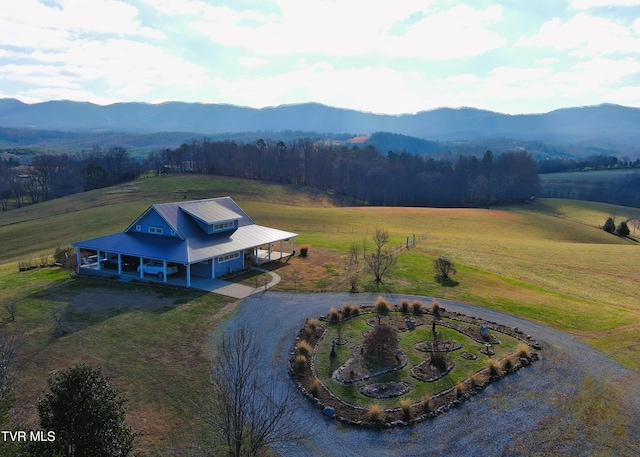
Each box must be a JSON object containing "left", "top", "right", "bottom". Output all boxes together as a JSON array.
[
  {"left": 517, "top": 343, "right": 532, "bottom": 359},
  {"left": 374, "top": 296, "right": 391, "bottom": 317},
  {"left": 431, "top": 300, "right": 442, "bottom": 316},
  {"left": 363, "top": 324, "right": 398, "bottom": 365},
  {"left": 294, "top": 355, "right": 307, "bottom": 373},
  {"left": 412, "top": 300, "right": 423, "bottom": 315},
  {"left": 400, "top": 299, "right": 410, "bottom": 314},
  {"left": 341, "top": 303, "right": 359, "bottom": 318}
]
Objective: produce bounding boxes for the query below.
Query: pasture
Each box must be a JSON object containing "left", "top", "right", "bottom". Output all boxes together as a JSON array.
[{"left": 1, "top": 174, "right": 639, "bottom": 454}]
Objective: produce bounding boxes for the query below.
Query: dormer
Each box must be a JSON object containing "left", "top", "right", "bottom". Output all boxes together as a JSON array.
[{"left": 179, "top": 201, "right": 241, "bottom": 235}]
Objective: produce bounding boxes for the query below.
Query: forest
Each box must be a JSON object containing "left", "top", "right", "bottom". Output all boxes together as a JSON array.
[
  {"left": 0, "top": 139, "right": 540, "bottom": 210},
  {"left": 145, "top": 139, "right": 540, "bottom": 207}
]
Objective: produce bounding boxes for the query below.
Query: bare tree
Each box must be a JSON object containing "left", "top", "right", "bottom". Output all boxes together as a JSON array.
[
  {"left": 344, "top": 243, "right": 361, "bottom": 292},
  {"left": 364, "top": 229, "right": 397, "bottom": 283},
  {"left": 0, "top": 325, "right": 24, "bottom": 399},
  {"left": 51, "top": 304, "right": 67, "bottom": 336},
  {"left": 3, "top": 299, "right": 17, "bottom": 322},
  {"left": 207, "top": 324, "right": 306, "bottom": 457},
  {"left": 434, "top": 257, "right": 456, "bottom": 284}
]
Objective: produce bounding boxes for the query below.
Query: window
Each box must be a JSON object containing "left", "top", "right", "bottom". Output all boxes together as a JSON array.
[
  {"left": 213, "top": 221, "right": 234, "bottom": 231},
  {"left": 149, "top": 226, "right": 163, "bottom": 234},
  {"left": 218, "top": 252, "right": 240, "bottom": 263}
]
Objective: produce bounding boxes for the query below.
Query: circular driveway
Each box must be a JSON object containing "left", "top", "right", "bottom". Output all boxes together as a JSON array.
[{"left": 218, "top": 292, "right": 640, "bottom": 456}]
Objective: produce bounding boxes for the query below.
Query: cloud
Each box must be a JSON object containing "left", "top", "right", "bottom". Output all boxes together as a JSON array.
[
  {"left": 570, "top": 0, "right": 640, "bottom": 8},
  {"left": 525, "top": 13, "right": 640, "bottom": 56},
  {"left": 185, "top": 2, "right": 504, "bottom": 60}
]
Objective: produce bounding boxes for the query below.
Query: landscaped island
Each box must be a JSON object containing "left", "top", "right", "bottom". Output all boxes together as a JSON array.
[{"left": 290, "top": 297, "right": 541, "bottom": 427}]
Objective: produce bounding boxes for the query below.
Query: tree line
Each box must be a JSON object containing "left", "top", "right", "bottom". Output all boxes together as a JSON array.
[
  {"left": 146, "top": 140, "right": 540, "bottom": 207},
  {"left": 0, "top": 147, "right": 142, "bottom": 210}
]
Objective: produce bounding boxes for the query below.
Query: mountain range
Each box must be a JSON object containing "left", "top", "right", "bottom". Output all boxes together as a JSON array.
[{"left": 1, "top": 98, "right": 639, "bottom": 156}]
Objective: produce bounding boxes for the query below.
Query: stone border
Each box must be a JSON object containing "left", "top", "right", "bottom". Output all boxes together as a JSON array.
[{"left": 290, "top": 302, "right": 541, "bottom": 428}]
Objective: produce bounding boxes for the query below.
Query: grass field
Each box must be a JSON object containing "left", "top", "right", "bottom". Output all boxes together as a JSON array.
[
  {"left": 540, "top": 168, "right": 640, "bottom": 184},
  {"left": 1, "top": 174, "right": 639, "bottom": 455}
]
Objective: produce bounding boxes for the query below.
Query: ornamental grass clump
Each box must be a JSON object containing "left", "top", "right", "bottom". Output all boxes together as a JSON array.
[
  {"left": 328, "top": 307, "right": 340, "bottom": 323},
  {"left": 487, "top": 358, "right": 501, "bottom": 378},
  {"left": 431, "top": 300, "right": 441, "bottom": 316},
  {"left": 412, "top": 300, "right": 423, "bottom": 315},
  {"left": 454, "top": 383, "right": 464, "bottom": 399},
  {"left": 422, "top": 393, "right": 432, "bottom": 413},
  {"left": 296, "top": 340, "right": 313, "bottom": 358},
  {"left": 517, "top": 343, "right": 532, "bottom": 359},
  {"left": 400, "top": 299, "right": 410, "bottom": 314},
  {"left": 399, "top": 399, "right": 412, "bottom": 420},
  {"left": 303, "top": 318, "right": 320, "bottom": 338},
  {"left": 503, "top": 357, "right": 514, "bottom": 373},
  {"left": 368, "top": 404, "right": 383, "bottom": 422},
  {"left": 294, "top": 355, "right": 307, "bottom": 374},
  {"left": 341, "top": 304, "right": 356, "bottom": 318},
  {"left": 374, "top": 296, "right": 391, "bottom": 315},
  {"left": 310, "top": 378, "right": 322, "bottom": 397}
]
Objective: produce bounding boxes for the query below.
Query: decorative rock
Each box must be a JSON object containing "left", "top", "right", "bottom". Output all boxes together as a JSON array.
[{"left": 323, "top": 406, "right": 335, "bottom": 417}]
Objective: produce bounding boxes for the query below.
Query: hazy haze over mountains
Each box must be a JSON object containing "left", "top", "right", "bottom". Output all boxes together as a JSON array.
[{"left": 1, "top": 99, "right": 640, "bottom": 145}]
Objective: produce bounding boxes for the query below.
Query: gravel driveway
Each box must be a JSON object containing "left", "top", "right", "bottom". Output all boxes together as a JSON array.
[{"left": 217, "top": 292, "right": 640, "bottom": 456}]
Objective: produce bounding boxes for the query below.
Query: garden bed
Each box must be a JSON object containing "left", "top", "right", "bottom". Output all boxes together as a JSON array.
[{"left": 290, "top": 298, "right": 540, "bottom": 427}]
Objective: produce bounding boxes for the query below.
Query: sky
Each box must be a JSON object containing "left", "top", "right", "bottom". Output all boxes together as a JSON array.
[{"left": 2, "top": 0, "right": 640, "bottom": 115}]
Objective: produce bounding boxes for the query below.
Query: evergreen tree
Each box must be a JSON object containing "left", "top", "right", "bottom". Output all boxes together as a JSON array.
[{"left": 34, "top": 364, "right": 135, "bottom": 457}]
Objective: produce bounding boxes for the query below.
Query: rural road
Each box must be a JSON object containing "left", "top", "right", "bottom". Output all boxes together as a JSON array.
[{"left": 216, "top": 292, "right": 640, "bottom": 456}]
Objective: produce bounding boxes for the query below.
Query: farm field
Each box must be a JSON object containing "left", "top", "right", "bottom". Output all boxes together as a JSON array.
[
  {"left": 540, "top": 167, "right": 640, "bottom": 184},
  {"left": 1, "top": 174, "right": 639, "bottom": 455}
]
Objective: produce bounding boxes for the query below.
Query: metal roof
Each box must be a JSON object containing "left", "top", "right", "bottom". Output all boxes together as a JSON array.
[
  {"left": 179, "top": 201, "right": 243, "bottom": 225},
  {"left": 74, "top": 197, "right": 297, "bottom": 264}
]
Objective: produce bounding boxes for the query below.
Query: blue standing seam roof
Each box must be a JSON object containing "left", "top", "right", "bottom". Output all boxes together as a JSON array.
[{"left": 74, "top": 197, "right": 296, "bottom": 264}]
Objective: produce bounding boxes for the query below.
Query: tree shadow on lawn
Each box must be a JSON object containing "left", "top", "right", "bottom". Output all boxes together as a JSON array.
[
  {"left": 28, "top": 276, "right": 208, "bottom": 336},
  {"left": 434, "top": 276, "right": 460, "bottom": 287}
]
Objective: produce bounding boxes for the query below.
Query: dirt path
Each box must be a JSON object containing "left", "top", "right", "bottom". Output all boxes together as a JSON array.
[{"left": 219, "top": 292, "right": 640, "bottom": 456}]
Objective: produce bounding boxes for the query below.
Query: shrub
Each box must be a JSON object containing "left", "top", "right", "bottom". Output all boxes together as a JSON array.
[
  {"left": 517, "top": 343, "right": 532, "bottom": 359},
  {"left": 368, "top": 404, "right": 383, "bottom": 421},
  {"left": 293, "top": 355, "right": 307, "bottom": 373},
  {"left": 412, "top": 300, "right": 423, "bottom": 315},
  {"left": 299, "top": 246, "right": 309, "bottom": 257},
  {"left": 341, "top": 304, "right": 355, "bottom": 318},
  {"left": 454, "top": 383, "right": 464, "bottom": 399},
  {"left": 310, "top": 379, "right": 322, "bottom": 397},
  {"left": 363, "top": 324, "right": 398, "bottom": 364},
  {"left": 399, "top": 399, "right": 412, "bottom": 420},
  {"left": 296, "top": 340, "right": 313, "bottom": 357},
  {"left": 54, "top": 246, "right": 77, "bottom": 270},
  {"left": 422, "top": 393, "right": 432, "bottom": 413},
  {"left": 400, "top": 299, "right": 410, "bottom": 314},
  {"left": 303, "top": 318, "right": 320, "bottom": 338},
  {"left": 350, "top": 306, "right": 360, "bottom": 317},
  {"left": 503, "top": 357, "right": 513, "bottom": 373},
  {"left": 328, "top": 307, "right": 340, "bottom": 323},
  {"left": 374, "top": 296, "right": 391, "bottom": 315},
  {"left": 603, "top": 217, "right": 616, "bottom": 233},
  {"left": 616, "top": 221, "right": 630, "bottom": 237},
  {"left": 431, "top": 300, "right": 441, "bottom": 316},
  {"left": 487, "top": 359, "right": 501, "bottom": 377},
  {"left": 470, "top": 373, "right": 483, "bottom": 389}
]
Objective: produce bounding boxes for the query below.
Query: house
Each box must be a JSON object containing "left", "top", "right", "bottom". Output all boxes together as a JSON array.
[{"left": 73, "top": 197, "right": 297, "bottom": 288}]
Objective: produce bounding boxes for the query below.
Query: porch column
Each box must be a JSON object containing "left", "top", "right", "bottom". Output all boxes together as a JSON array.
[
  {"left": 97, "top": 250, "right": 102, "bottom": 270},
  {"left": 117, "top": 253, "right": 122, "bottom": 274},
  {"left": 76, "top": 248, "right": 81, "bottom": 274},
  {"left": 280, "top": 240, "right": 283, "bottom": 260},
  {"left": 290, "top": 239, "right": 294, "bottom": 254},
  {"left": 139, "top": 257, "right": 144, "bottom": 278},
  {"left": 162, "top": 260, "right": 167, "bottom": 283},
  {"left": 186, "top": 264, "right": 191, "bottom": 288},
  {"left": 268, "top": 244, "right": 272, "bottom": 262}
]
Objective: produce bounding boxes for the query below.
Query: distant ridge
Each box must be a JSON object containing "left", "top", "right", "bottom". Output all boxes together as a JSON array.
[{"left": 1, "top": 98, "right": 640, "bottom": 145}]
